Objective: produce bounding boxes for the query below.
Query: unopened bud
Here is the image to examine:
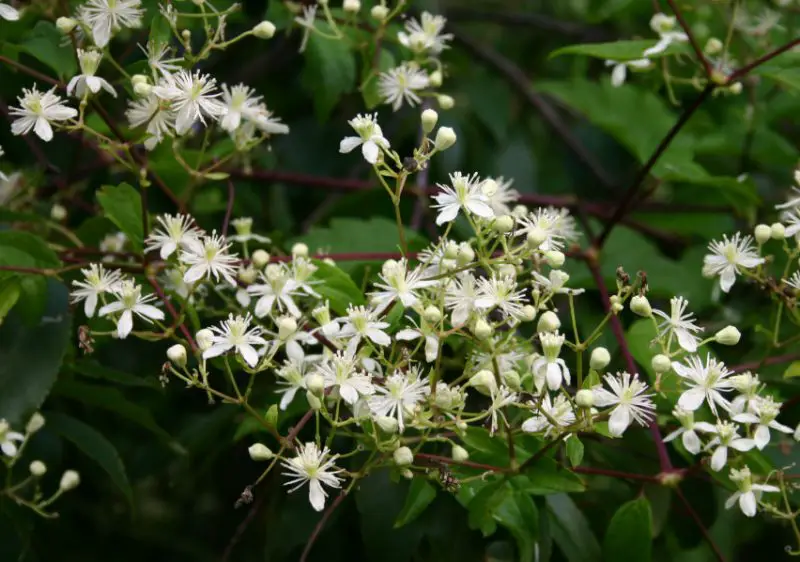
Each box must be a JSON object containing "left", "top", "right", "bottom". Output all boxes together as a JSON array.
[
  {"left": 434, "top": 126, "right": 457, "bottom": 151},
  {"left": 451, "top": 445, "right": 469, "bottom": 462},
  {"left": 652, "top": 354, "right": 671, "bottom": 374},
  {"left": 393, "top": 446, "right": 414, "bottom": 466},
  {"left": 469, "top": 370, "right": 497, "bottom": 396},
  {"left": 437, "top": 94, "right": 454, "bottom": 110},
  {"left": 472, "top": 318, "right": 492, "bottom": 340},
  {"left": 251, "top": 249, "right": 270, "bottom": 269},
  {"left": 291, "top": 242, "right": 309, "bottom": 258},
  {"left": 544, "top": 250, "right": 565, "bottom": 268},
  {"left": 134, "top": 82, "right": 152, "bottom": 96},
  {"left": 370, "top": 4, "right": 389, "bottom": 20},
  {"left": 714, "top": 325, "right": 741, "bottom": 346},
  {"left": 421, "top": 108, "right": 438, "bottom": 133},
  {"left": 772, "top": 222, "right": 786, "bottom": 240},
  {"left": 196, "top": 329, "right": 214, "bottom": 351},
  {"left": 456, "top": 243, "right": 474, "bottom": 265},
  {"left": 496, "top": 264, "right": 516, "bottom": 279},
  {"left": 526, "top": 226, "right": 546, "bottom": 249},
  {"left": 704, "top": 37, "right": 723, "bottom": 55},
  {"left": 521, "top": 305, "right": 536, "bottom": 322},
  {"left": 575, "top": 389, "right": 594, "bottom": 408},
  {"left": 429, "top": 70, "right": 442, "bottom": 87},
  {"left": 56, "top": 17, "right": 78, "bottom": 33},
  {"left": 248, "top": 443, "right": 273, "bottom": 461},
  {"left": 29, "top": 460, "right": 47, "bottom": 476},
  {"left": 589, "top": 347, "right": 610, "bottom": 370},
  {"left": 630, "top": 295, "right": 652, "bottom": 317},
  {"left": 238, "top": 265, "right": 257, "bottom": 284},
  {"left": 423, "top": 306, "right": 442, "bottom": 324},
  {"left": 481, "top": 179, "right": 498, "bottom": 197},
  {"left": 181, "top": 29, "right": 191, "bottom": 42},
  {"left": 131, "top": 74, "right": 148, "bottom": 86},
  {"left": 167, "top": 344, "right": 187, "bottom": 367},
  {"left": 376, "top": 416, "right": 399, "bottom": 434},
  {"left": 537, "top": 311, "right": 560, "bottom": 333},
  {"left": 343, "top": 0, "right": 361, "bottom": 12},
  {"left": 502, "top": 370, "right": 521, "bottom": 391},
  {"left": 493, "top": 215, "right": 514, "bottom": 233},
  {"left": 306, "top": 373, "right": 325, "bottom": 396},
  {"left": 277, "top": 316, "right": 298, "bottom": 340},
  {"left": 252, "top": 20, "right": 276, "bottom": 39},
  {"left": 754, "top": 224, "right": 771, "bottom": 245},
  {"left": 611, "top": 302, "right": 624, "bottom": 314},
  {"left": 59, "top": 470, "right": 80, "bottom": 491},
  {"left": 50, "top": 204, "right": 67, "bottom": 221},
  {"left": 306, "top": 390, "right": 322, "bottom": 410}
]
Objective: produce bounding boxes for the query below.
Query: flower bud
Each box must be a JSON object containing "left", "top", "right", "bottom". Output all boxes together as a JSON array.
[
  {"left": 50, "top": 204, "right": 67, "bottom": 221},
  {"left": 423, "top": 306, "right": 442, "bottom": 324},
  {"left": 728, "top": 82, "right": 742, "bottom": 95},
  {"left": 251, "top": 249, "right": 270, "bottom": 269},
  {"left": 443, "top": 240, "right": 459, "bottom": 259},
  {"left": 493, "top": 215, "right": 514, "bottom": 233},
  {"left": 134, "top": 82, "right": 152, "bottom": 96},
  {"left": 481, "top": 179, "right": 498, "bottom": 198},
  {"left": 305, "top": 373, "right": 325, "bottom": 396},
  {"left": 794, "top": 423, "right": 800, "bottom": 442},
  {"left": 248, "top": 443, "right": 273, "bottom": 461},
  {"left": 651, "top": 354, "right": 671, "bottom": 374},
  {"left": 393, "top": 446, "right": 414, "bottom": 466},
  {"left": 650, "top": 13, "right": 676, "bottom": 34},
  {"left": 56, "top": 17, "right": 78, "bottom": 33},
  {"left": 25, "top": 412, "right": 45, "bottom": 434},
  {"left": 575, "top": 389, "right": 594, "bottom": 408},
  {"left": 526, "top": 226, "right": 547, "bottom": 249},
  {"left": 537, "top": 311, "right": 560, "bottom": 333},
  {"left": 630, "top": 295, "right": 652, "bottom": 317},
  {"left": 252, "top": 20, "right": 276, "bottom": 39},
  {"left": 544, "top": 251, "right": 565, "bottom": 268},
  {"left": 196, "top": 329, "right": 214, "bottom": 351},
  {"left": 306, "top": 390, "right": 322, "bottom": 410},
  {"left": 371, "top": 4, "right": 389, "bottom": 20},
  {"left": 472, "top": 318, "right": 492, "bottom": 340},
  {"left": 771, "top": 222, "right": 786, "bottom": 240},
  {"left": 343, "top": 0, "right": 361, "bottom": 13},
  {"left": 521, "top": 305, "right": 536, "bottom": 322},
  {"left": 456, "top": 243, "right": 474, "bottom": 265},
  {"left": 469, "top": 370, "right": 497, "bottom": 396},
  {"left": 421, "top": 108, "right": 438, "bottom": 133},
  {"left": 704, "top": 37, "right": 723, "bottom": 55},
  {"left": 589, "top": 347, "right": 610, "bottom": 370},
  {"left": 428, "top": 70, "right": 443, "bottom": 87},
  {"left": 501, "top": 370, "right": 521, "bottom": 391},
  {"left": 59, "top": 470, "right": 80, "bottom": 491},
  {"left": 753, "top": 224, "right": 771, "bottom": 245},
  {"left": 291, "top": 242, "right": 309, "bottom": 258},
  {"left": 714, "top": 325, "right": 741, "bottom": 346},
  {"left": 496, "top": 264, "right": 516, "bottom": 279},
  {"left": 29, "top": 460, "right": 47, "bottom": 477},
  {"left": 434, "top": 126, "right": 457, "bottom": 151},
  {"left": 437, "top": 94, "right": 454, "bottom": 109},
  {"left": 611, "top": 302, "right": 624, "bottom": 314},
  {"left": 277, "top": 315, "right": 298, "bottom": 340},
  {"left": 167, "top": 344, "right": 187, "bottom": 367},
  {"left": 451, "top": 445, "right": 469, "bottom": 462},
  {"left": 131, "top": 74, "right": 148, "bottom": 86},
  {"left": 376, "top": 416, "right": 399, "bottom": 434},
  {"left": 238, "top": 265, "right": 257, "bottom": 284}
]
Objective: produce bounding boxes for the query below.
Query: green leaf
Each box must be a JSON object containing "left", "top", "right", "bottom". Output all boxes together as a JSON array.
[
  {"left": 46, "top": 412, "right": 133, "bottom": 505},
  {"left": 310, "top": 259, "right": 366, "bottom": 315},
  {"left": 462, "top": 426, "right": 510, "bottom": 466},
  {"left": 20, "top": 21, "right": 77, "bottom": 79},
  {"left": 551, "top": 40, "right": 687, "bottom": 61},
  {"left": 69, "top": 360, "right": 160, "bottom": 389},
  {"left": 96, "top": 183, "right": 144, "bottom": 251},
  {"left": 517, "top": 459, "right": 586, "bottom": 494},
  {"left": 566, "top": 436, "right": 584, "bottom": 467},
  {"left": 784, "top": 361, "right": 800, "bottom": 379},
  {"left": 0, "top": 231, "right": 61, "bottom": 270},
  {"left": 0, "top": 278, "right": 20, "bottom": 325},
  {"left": 394, "top": 478, "right": 437, "bottom": 528},
  {"left": 494, "top": 490, "right": 539, "bottom": 562},
  {"left": 301, "top": 22, "right": 357, "bottom": 120},
  {"left": 546, "top": 494, "right": 602, "bottom": 562},
  {"left": 465, "top": 479, "right": 507, "bottom": 535},
  {"left": 0, "top": 280, "right": 70, "bottom": 425},
  {"left": 362, "top": 49, "right": 396, "bottom": 110},
  {"left": 148, "top": 13, "right": 172, "bottom": 50},
  {"left": 603, "top": 496, "right": 653, "bottom": 562}
]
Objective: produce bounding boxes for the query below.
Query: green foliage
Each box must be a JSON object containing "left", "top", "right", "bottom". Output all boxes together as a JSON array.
[
  {"left": 309, "top": 259, "right": 366, "bottom": 315},
  {"left": 96, "top": 183, "right": 144, "bottom": 252},
  {"left": 603, "top": 496, "right": 653, "bottom": 562},
  {"left": 551, "top": 40, "right": 687, "bottom": 61},
  {"left": 394, "top": 477, "right": 437, "bottom": 528},
  {"left": 301, "top": 23, "right": 357, "bottom": 120},
  {"left": 20, "top": 21, "right": 77, "bottom": 79}
]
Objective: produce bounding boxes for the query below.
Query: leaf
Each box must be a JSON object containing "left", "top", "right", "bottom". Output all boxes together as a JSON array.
[
  {"left": 462, "top": 426, "right": 510, "bottom": 466},
  {"left": 394, "top": 478, "right": 437, "bottom": 528},
  {"left": 0, "top": 280, "right": 70, "bottom": 425},
  {"left": 96, "top": 183, "right": 144, "bottom": 251},
  {"left": 0, "top": 231, "right": 61, "bottom": 270},
  {"left": 517, "top": 459, "right": 586, "bottom": 494},
  {"left": 551, "top": 40, "right": 687, "bottom": 61},
  {"left": 46, "top": 412, "right": 133, "bottom": 505},
  {"left": 69, "top": 360, "right": 160, "bottom": 389},
  {"left": 566, "top": 436, "right": 584, "bottom": 467},
  {"left": 0, "top": 278, "right": 20, "bottom": 325},
  {"left": 148, "top": 13, "right": 172, "bottom": 50},
  {"left": 784, "top": 361, "right": 800, "bottom": 379},
  {"left": 310, "top": 259, "right": 366, "bottom": 315},
  {"left": 20, "top": 21, "right": 77, "bottom": 79},
  {"left": 494, "top": 490, "right": 539, "bottom": 562},
  {"left": 546, "top": 494, "right": 602, "bottom": 562},
  {"left": 362, "top": 49, "right": 396, "bottom": 110},
  {"left": 301, "top": 22, "right": 357, "bottom": 120},
  {"left": 603, "top": 496, "right": 653, "bottom": 562},
  {"left": 465, "top": 479, "right": 507, "bottom": 535}
]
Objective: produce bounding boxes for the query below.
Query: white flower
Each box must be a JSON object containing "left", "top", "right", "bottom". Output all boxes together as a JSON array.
[
  {"left": 605, "top": 58, "right": 652, "bottom": 87},
  {"left": 0, "top": 145, "right": 7, "bottom": 182},
  {"left": 99, "top": 232, "right": 127, "bottom": 258},
  {"left": 370, "top": 259, "right": 436, "bottom": 309},
  {"left": 475, "top": 275, "right": 527, "bottom": 321},
  {"left": 9, "top": 86, "right": 77, "bottom": 142},
  {"left": 0, "top": 420, "right": 24, "bottom": 457},
  {"left": 432, "top": 172, "right": 494, "bottom": 225},
  {"left": 732, "top": 397, "right": 793, "bottom": 450},
  {"left": 531, "top": 269, "right": 583, "bottom": 296},
  {"left": 521, "top": 394, "right": 576, "bottom": 437},
  {"left": 316, "top": 349, "right": 375, "bottom": 405},
  {"left": 220, "top": 84, "right": 267, "bottom": 133},
  {"left": 396, "top": 319, "right": 439, "bottom": 363},
  {"left": 643, "top": 14, "right": 688, "bottom": 57},
  {"left": 146, "top": 213, "right": 202, "bottom": 259},
  {"left": 139, "top": 41, "right": 182, "bottom": 77},
  {"left": 229, "top": 216, "right": 271, "bottom": 245},
  {"left": 339, "top": 113, "right": 390, "bottom": 164},
  {"left": 126, "top": 92, "right": 175, "bottom": 150},
  {"left": 484, "top": 176, "right": 520, "bottom": 215},
  {"left": 663, "top": 407, "right": 716, "bottom": 455},
  {"left": 0, "top": 2, "right": 20, "bottom": 21},
  {"left": 275, "top": 357, "right": 311, "bottom": 410},
  {"left": 725, "top": 466, "right": 778, "bottom": 517},
  {"left": 67, "top": 49, "right": 117, "bottom": 98},
  {"left": 248, "top": 263, "right": 303, "bottom": 318},
  {"left": 378, "top": 63, "right": 429, "bottom": 111},
  {"left": 671, "top": 354, "right": 733, "bottom": 416},
  {"left": 152, "top": 70, "right": 225, "bottom": 135},
  {"left": 397, "top": 11, "right": 452, "bottom": 55},
  {"left": 785, "top": 271, "right": 800, "bottom": 291},
  {"left": 70, "top": 263, "right": 123, "bottom": 317},
  {"left": 78, "top": 0, "right": 144, "bottom": 48},
  {"left": 281, "top": 442, "right": 343, "bottom": 512},
  {"left": 263, "top": 317, "right": 317, "bottom": 363},
  {"left": 337, "top": 305, "right": 391, "bottom": 350},
  {"left": 652, "top": 296, "right": 703, "bottom": 352},
  {"left": 98, "top": 279, "right": 164, "bottom": 339},
  {"left": 290, "top": 257, "right": 321, "bottom": 298},
  {"left": 203, "top": 314, "right": 267, "bottom": 368},
  {"left": 368, "top": 367, "right": 430, "bottom": 431},
  {"left": 705, "top": 421, "right": 755, "bottom": 471},
  {"left": 516, "top": 207, "right": 566, "bottom": 251},
  {"left": 294, "top": 5, "right": 317, "bottom": 52},
  {"left": 179, "top": 231, "right": 238, "bottom": 286},
  {"left": 592, "top": 372, "right": 655, "bottom": 437},
  {"left": 487, "top": 386, "right": 518, "bottom": 435},
  {"left": 531, "top": 332, "right": 570, "bottom": 391},
  {"left": 444, "top": 273, "right": 481, "bottom": 327},
  {"left": 702, "top": 233, "right": 763, "bottom": 293}
]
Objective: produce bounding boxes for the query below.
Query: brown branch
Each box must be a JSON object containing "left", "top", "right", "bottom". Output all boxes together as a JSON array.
[
  {"left": 674, "top": 487, "right": 726, "bottom": 562},
  {"left": 730, "top": 352, "right": 800, "bottom": 374},
  {"left": 727, "top": 37, "right": 800, "bottom": 83},
  {"left": 147, "top": 276, "right": 197, "bottom": 352},
  {"left": 666, "top": 0, "right": 712, "bottom": 76},
  {"left": 0, "top": 55, "right": 63, "bottom": 88},
  {"left": 300, "top": 491, "right": 348, "bottom": 562},
  {"left": 444, "top": 8, "right": 611, "bottom": 40}
]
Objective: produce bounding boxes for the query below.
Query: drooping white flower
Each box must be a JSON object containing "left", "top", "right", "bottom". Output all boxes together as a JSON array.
[
  {"left": 593, "top": 372, "right": 655, "bottom": 437},
  {"left": 339, "top": 113, "right": 390, "bottom": 164},
  {"left": 248, "top": 263, "right": 303, "bottom": 319},
  {"left": 432, "top": 172, "right": 494, "bottom": 225},
  {"left": 732, "top": 396, "right": 793, "bottom": 450},
  {"left": 531, "top": 332, "right": 570, "bottom": 391},
  {"left": 289, "top": 257, "right": 321, "bottom": 298},
  {"left": 378, "top": 63, "right": 429, "bottom": 111},
  {"left": 487, "top": 386, "right": 518, "bottom": 435},
  {"left": 152, "top": 70, "right": 225, "bottom": 134},
  {"left": 475, "top": 275, "right": 527, "bottom": 321},
  {"left": 671, "top": 354, "right": 734, "bottom": 416},
  {"left": 9, "top": 86, "right": 77, "bottom": 142},
  {"left": 703, "top": 233, "right": 764, "bottom": 293},
  {"left": 725, "top": 466, "right": 778, "bottom": 518},
  {"left": 0, "top": 420, "right": 25, "bottom": 457},
  {"left": 316, "top": 349, "right": 374, "bottom": 405},
  {"left": 294, "top": 4, "right": 317, "bottom": 52},
  {"left": 70, "top": 263, "right": 123, "bottom": 317},
  {"left": 370, "top": 259, "right": 436, "bottom": 309},
  {"left": 521, "top": 394, "right": 576, "bottom": 437},
  {"left": 139, "top": 41, "right": 182, "bottom": 78},
  {"left": 704, "top": 421, "right": 755, "bottom": 471},
  {"left": 605, "top": 58, "right": 652, "bottom": 87},
  {"left": 444, "top": 272, "right": 481, "bottom": 327},
  {"left": 77, "top": 0, "right": 144, "bottom": 48},
  {"left": 484, "top": 176, "right": 520, "bottom": 215},
  {"left": 179, "top": 231, "right": 239, "bottom": 286},
  {"left": 67, "top": 49, "right": 117, "bottom": 99},
  {"left": 531, "top": 269, "right": 583, "bottom": 296},
  {"left": 228, "top": 217, "right": 271, "bottom": 245},
  {"left": 220, "top": 84, "right": 266, "bottom": 133},
  {"left": 397, "top": 11, "right": 452, "bottom": 55},
  {"left": 663, "top": 407, "right": 716, "bottom": 455},
  {"left": 337, "top": 305, "right": 391, "bottom": 350},
  {"left": 0, "top": 2, "right": 20, "bottom": 21},
  {"left": 202, "top": 314, "right": 267, "bottom": 368},
  {"left": 652, "top": 296, "right": 703, "bottom": 352},
  {"left": 145, "top": 213, "right": 202, "bottom": 259},
  {"left": 125, "top": 92, "right": 175, "bottom": 150},
  {"left": 643, "top": 13, "right": 688, "bottom": 57},
  {"left": 98, "top": 279, "right": 165, "bottom": 339},
  {"left": 275, "top": 357, "right": 310, "bottom": 410},
  {"left": 281, "top": 442, "right": 343, "bottom": 512},
  {"left": 368, "top": 367, "right": 430, "bottom": 431}
]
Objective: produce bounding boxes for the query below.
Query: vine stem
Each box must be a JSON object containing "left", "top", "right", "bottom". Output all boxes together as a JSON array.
[
  {"left": 674, "top": 487, "right": 726, "bottom": 562},
  {"left": 299, "top": 491, "right": 348, "bottom": 562},
  {"left": 666, "top": 0, "right": 712, "bottom": 76}
]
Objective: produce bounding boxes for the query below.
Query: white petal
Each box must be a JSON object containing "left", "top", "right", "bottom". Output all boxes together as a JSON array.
[
  {"left": 34, "top": 118, "right": 53, "bottom": 142},
  {"left": 677, "top": 387, "right": 706, "bottom": 411},
  {"left": 0, "top": 4, "right": 20, "bottom": 20},
  {"left": 135, "top": 304, "right": 165, "bottom": 321},
  {"left": 753, "top": 425, "right": 770, "bottom": 450},
  {"left": 710, "top": 446, "right": 727, "bottom": 471},
  {"left": 608, "top": 406, "right": 631, "bottom": 437},
  {"left": 724, "top": 491, "right": 741, "bottom": 510},
  {"left": 203, "top": 343, "right": 231, "bottom": 359},
  {"left": 720, "top": 267, "right": 737, "bottom": 293},
  {"left": 239, "top": 344, "right": 259, "bottom": 367},
  {"left": 338, "top": 136, "right": 362, "bottom": 154},
  {"left": 675, "top": 329, "right": 698, "bottom": 352},
  {"left": 1, "top": 441, "right": 17, "bottom": 457},
  {"left": 611, "top": 64, "right": 627, "bottom": 87},
  {"left": 339, "top": 384, "right": 359, "bottom": 405},
  {"left": 117, "top": 310, "right": 133, "bottom": 339},
  {"left": 395, "top": 329, "right": 421, "bottom": 341},
  {"left": 361, "top": 140, "right": 379, "bottom": 164},
  {"left": 682, "top": 430, "right": 701, "bottom": 455},
  {"left": 730, "top": 438, "right": 755, "bottom": 452},
  {"left": 183, "top": 264, "right": 207, "bottom": 284},
  {"left": 366, "top": 329, "right": 391, "bottom": 346},
  {"left": 308, "top": 479, "right": 326, "bottom": 512},
  {"left": 84, "top": 293, "right": 98, "bottom": 317},
  {"left": 739, "top": 491, "right": 757, "bottom": 517}
]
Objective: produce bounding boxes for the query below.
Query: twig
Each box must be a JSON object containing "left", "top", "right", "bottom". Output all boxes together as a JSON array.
[
  {"left": 220, "top": 491, "right": 266, "bottom": 562},
  {"left": 444, "top": 8, "right": 611, "bottom": 40},
  {"left": 147, "top": 276, "right": 198, "bottom": 352},
  {"left": 666, "top": 0, "right": 712, "bottom": 76},
  {"left": 729, "top": 352, "right": 800, "bottom": 374},
  {"left": 674, "top": 486, "right": 727, "bottom": 562},
  {"left": 727, "top": 37, "right": 800, "bottom": 83},
  {"left": 284, "top": 409, "right": 315, "bottom": 448},
  {"left": 222, "top": 178, "right": 236, "bottom": 238},
  {"left": 0, "top": 55, "right": 63, "bottom": 87},
  {"left": 571, "top": 466, "right": 660, "bottom": 482},
  {"left": 299, "top": 491, "right": 348, "bottom": 562}
]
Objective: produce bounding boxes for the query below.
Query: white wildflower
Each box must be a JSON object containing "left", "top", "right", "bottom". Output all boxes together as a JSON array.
[
  {"left": 203, "top": 314, "right": 267, "bottom": 368},
  {"left": 671, "top": 354, "right": 734, "bottom": 416},
  {"left": 432, "top": 172, "right": 494, "bottom": 225},
  {"left": 281, "top": 442, "right": 343, "bottom": 512},
  {"left": 152, "top": 70, "right": 225, "bottom": 135},
  {"left": 180, "top": 231, "right": 239, "bottom": 286},
  {"left": 145, "top": 213, "right": 202, "bottom": 259},
  {"left": 652, "top": 296, "right": 703, "bottom": 352},
  {"left": 339, "top": 113, "right": 390, "bottom": 164},
  {"left": 98, "top": 279, "right": 164, "bottom": 339},
  {"left": 593, "top": 372, "right": 655, "bottom": 437},
  {"left": 702, "top": 233, "right": 764, "bottom": 293},
  {"left": 10, "top": 86, "right": 77, "bottom": 142},
  {"left": 726, "top": 466, "right": 778, "bottom": 517}
]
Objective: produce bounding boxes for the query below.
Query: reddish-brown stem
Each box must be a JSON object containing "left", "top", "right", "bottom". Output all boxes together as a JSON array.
[
  {"left": 571, "top": 466, "right": 660, "bottom": 482},
  {"left": 727, "top": 37, "right": 800, "bottom": 83},
  {"left": 666, "top": 0, "right": 712, "bottom": 76},
  {"left": 674, "top": 487, "right": 727, "bottom": 562},
  {"left": 147, "top": 276, "right": 197, "bottom": 352},
  {"left": 0, "top": 55, "right": 63, "bottom": 88},
  {"left": 730, "top": 352, "right": 800, "bottom": 374},
  {"left": 300, "top": 491, "right": 348, "bottom": 562},
  {"left": 284, "top": 409, "right": 315, "bottom": 449},
  {"left": 415, "top": 452, "right": 506, "bottom": 472}
]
